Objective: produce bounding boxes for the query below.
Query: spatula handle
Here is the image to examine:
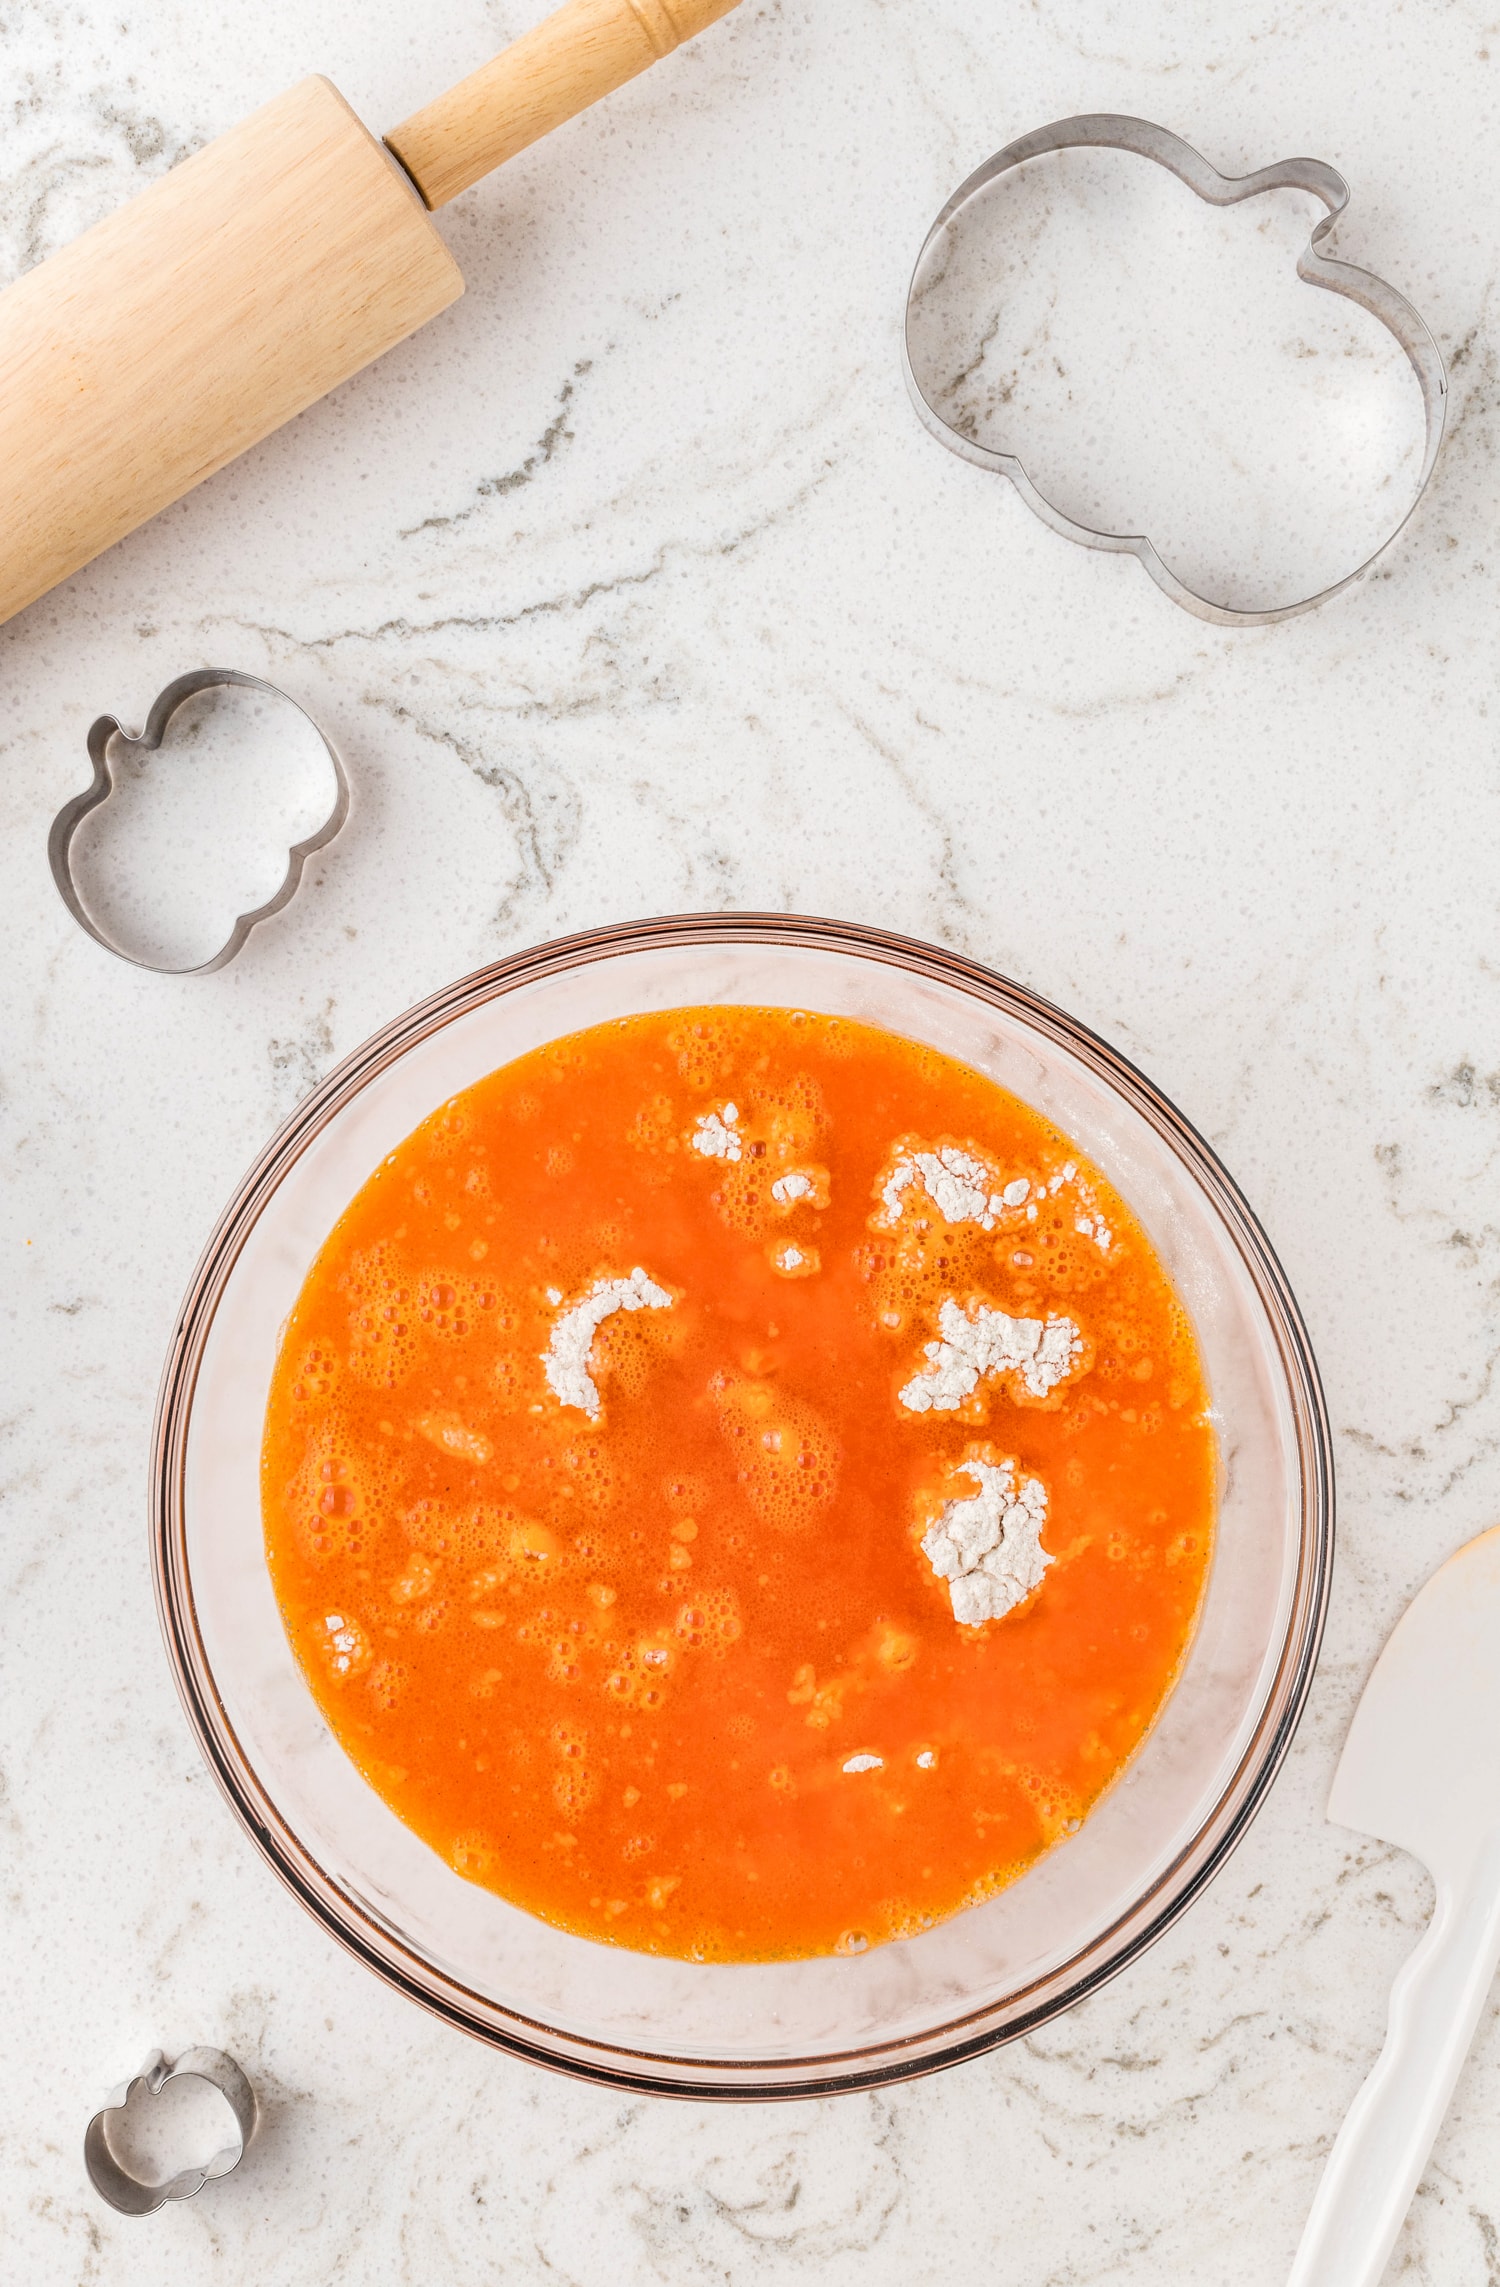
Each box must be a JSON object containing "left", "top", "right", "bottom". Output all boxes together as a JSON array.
[
  {"left": 1288, "top": 1834, "right": 1500, "bottom": 2287},
  {"left": 386, "top": 0, "right": 740, "bottom": 210}
]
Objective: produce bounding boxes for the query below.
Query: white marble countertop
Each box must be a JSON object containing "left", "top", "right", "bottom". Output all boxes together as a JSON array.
[{"left": 4, "top": 0, "right": 1500, "bottom": 2278}]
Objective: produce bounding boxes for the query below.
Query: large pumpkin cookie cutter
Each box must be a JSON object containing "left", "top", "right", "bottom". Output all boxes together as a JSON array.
[
  {"left": 84, "top": 2045, "right": 258, "bottom": 2215},
  {"left": 902, "top": 114, "right": 1448, "bottom": 627},
  {"left": 47, "top": 667, "right": 350, "bottom": 975}
]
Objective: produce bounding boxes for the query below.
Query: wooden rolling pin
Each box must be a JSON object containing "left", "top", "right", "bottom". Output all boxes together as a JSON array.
[{"left": 0, "top": 0, "right": 739, "bottom": 628}]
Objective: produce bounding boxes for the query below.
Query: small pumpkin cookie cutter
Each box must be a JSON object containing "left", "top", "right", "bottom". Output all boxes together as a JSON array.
[
  {"left": 902, "top": 113, "right": 1448, "bottom": 627},
  {"left": 84, "top": 2046, "right": 257, "bottom": 2216},
  {"left": 47, "top": 667, "right": 350, "bottom": 975}
]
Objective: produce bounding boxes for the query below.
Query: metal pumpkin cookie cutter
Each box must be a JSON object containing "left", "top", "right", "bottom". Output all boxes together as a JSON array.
[
  {"left": 48, "top": 668, "right": 350, "bottom": 975},
  {"left": 84, "top": 2046, "right": 257, "bottom": 2215},
  {"left": 902, "top": 114, "right": 1448, "bottom": 627}
]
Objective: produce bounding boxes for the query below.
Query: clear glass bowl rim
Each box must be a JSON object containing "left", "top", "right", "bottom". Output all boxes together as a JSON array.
[{"left": 151, "top": 912, "right": 1335, "bottom": 2098}]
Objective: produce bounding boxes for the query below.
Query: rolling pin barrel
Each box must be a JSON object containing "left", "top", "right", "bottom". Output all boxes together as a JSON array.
[
  {"left": 0, "top": 0, "right": 739, "bottom": 629},
  {"left": 0, "top": 78, "right": 459, "bottom": 633}
]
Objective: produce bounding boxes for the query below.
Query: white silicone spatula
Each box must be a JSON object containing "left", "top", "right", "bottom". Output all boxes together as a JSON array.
[{"left": 1289, "top": 1524, "right": 1500, "bottom": 2287}]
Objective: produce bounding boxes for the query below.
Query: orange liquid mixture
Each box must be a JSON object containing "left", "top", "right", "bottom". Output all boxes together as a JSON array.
[{"left": 263, "top": 1007, "right": 1214, "bottom": 1961}]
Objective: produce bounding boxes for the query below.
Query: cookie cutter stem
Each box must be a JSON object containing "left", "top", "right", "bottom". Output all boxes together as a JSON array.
[
  {"left": 48, "top": 668, "right": 350, "bottom": 975},
  {"left": 903, "top": 114, "right": 1448, "bottom": 627}
]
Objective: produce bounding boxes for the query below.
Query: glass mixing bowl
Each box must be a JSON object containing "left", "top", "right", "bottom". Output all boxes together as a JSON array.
[{"left": 153, "top": 915, "right": 1332, "bottom": 2097}]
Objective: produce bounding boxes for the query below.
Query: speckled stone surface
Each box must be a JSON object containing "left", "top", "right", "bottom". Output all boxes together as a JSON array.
[{"left": 3, "top": 0, "right": 1499, "bottom": 2278}]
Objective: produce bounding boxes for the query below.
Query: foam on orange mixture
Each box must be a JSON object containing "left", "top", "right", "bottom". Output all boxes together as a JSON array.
[{"left": 262, "top": 1007, "right": 1215, "bottom": 1962}]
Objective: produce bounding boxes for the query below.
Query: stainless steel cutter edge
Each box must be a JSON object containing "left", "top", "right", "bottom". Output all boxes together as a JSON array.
[
  {"left": 47, "top": 667, "right": 351, "bottom": 976},
  {"left": 84, "top": 2045, "right": 257, "bottom": 2216},
  {"left": 902, "top": 113, "right": 1448, "bottom": 628}
]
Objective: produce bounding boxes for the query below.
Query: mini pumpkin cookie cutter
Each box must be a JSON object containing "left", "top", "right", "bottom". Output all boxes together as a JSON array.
[
  {"left": 47, "top": 667, "right": 350, "bottom": 975},
  {"left": 84, "top": 2046, "right": 257, "bottom": 2216},
  {"left": 902, "top": 114, "right": 1448, "bottom": 627}
]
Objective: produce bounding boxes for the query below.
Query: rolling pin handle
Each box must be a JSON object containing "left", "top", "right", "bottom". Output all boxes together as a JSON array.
[{"left": 385, "top": 0, "right": 741, "bottom": 211}]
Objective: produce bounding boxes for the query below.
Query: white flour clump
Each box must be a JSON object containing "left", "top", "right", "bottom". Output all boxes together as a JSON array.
[
  {"left": 771, "top": 1170, "right": 813, "bottom": 1203},
  {"left": 877, "top": 1144, "right": 1008, "bottom": 1230},
  {"left": 900, "top": 1299, "right": 1083, "bottom": 1413},
  {"left": 1075, "top": 1206, "right": 1113, "bottom": 1251},
  {"left": 543, "top": 1268, "right": 672, "bottom": 1420},
  {"left": 921, "top": 1460, "right": 1052, "bottom": 1625},
  {"left": 1016, "top": 1161, "right": 1112, "bottom": 1251},
  {"left": 692, "top": 1104, "right": 742, "bottom": 1161},
  {"left": 323, "top": 1612, "right": 367, "bottom": 1675}
]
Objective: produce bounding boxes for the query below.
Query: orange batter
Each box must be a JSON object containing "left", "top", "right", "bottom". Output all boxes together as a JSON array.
[{"left": 263, "top": 1007, "right": 1214, "bottom": 1961}]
